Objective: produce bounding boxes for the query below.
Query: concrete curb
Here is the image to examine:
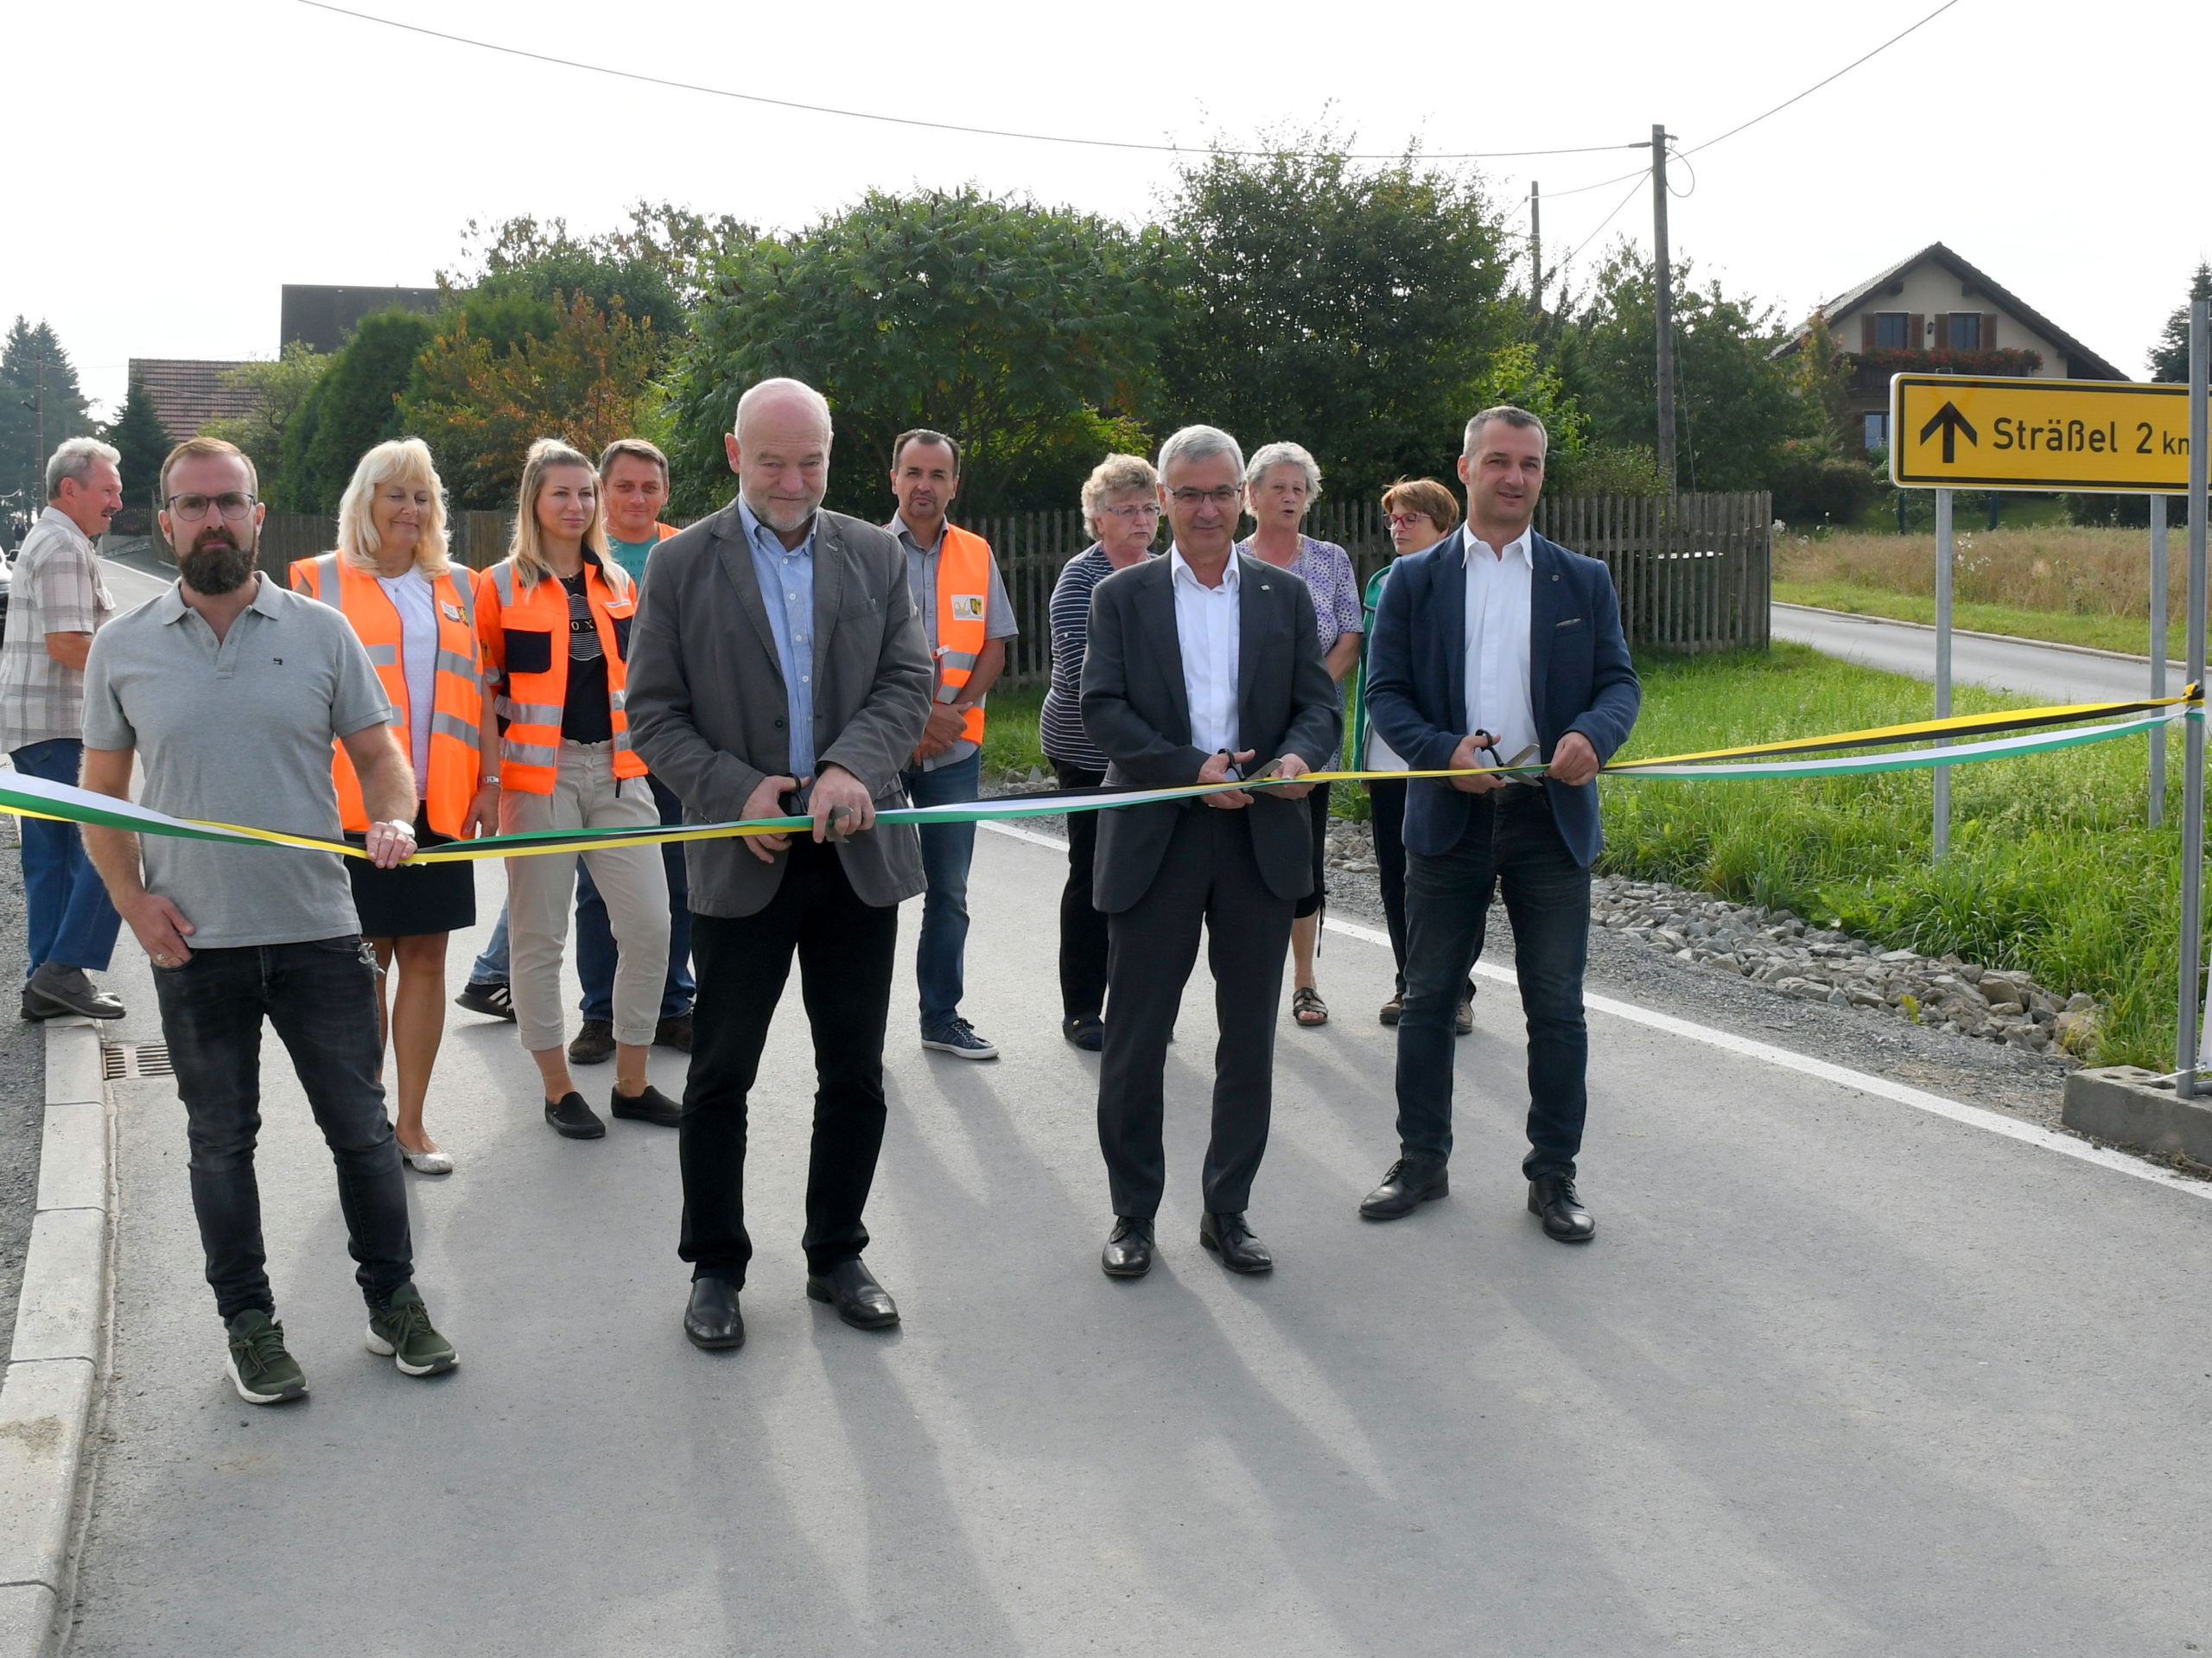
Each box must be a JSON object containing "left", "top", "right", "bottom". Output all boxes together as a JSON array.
[{"left": 0, "top": 1020, "right": 111, "bottom": 1658}]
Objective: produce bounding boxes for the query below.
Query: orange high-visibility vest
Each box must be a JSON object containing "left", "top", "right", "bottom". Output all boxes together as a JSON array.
[
  {"left": 931, "top": 524, "right": 995, "bottom": 746},
  {"left": 476, "top": 554, "right": 645, "bottom": 795},
  {"left": 289, "top": 552, "right": 486, "bottom": 837}
]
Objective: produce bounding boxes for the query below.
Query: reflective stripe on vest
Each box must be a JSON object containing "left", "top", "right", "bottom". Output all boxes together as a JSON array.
[
  {"left": 931, "top": 524, "right": 994, "bottom": 746},
  {"left": 479, "top": 554, "right": 645, "bottom": 795},
  {"left": 289, "top": 553, "right": 486, "bottom": 836}
]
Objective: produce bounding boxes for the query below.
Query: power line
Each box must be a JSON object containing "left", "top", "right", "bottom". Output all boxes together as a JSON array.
[
  {"left": 1684, "top": 0, "right": 1963, "bottom": 156},
  {"left": 291, "top": 1, "right": 1648, "bottom": 163},
  {"left": 1558, "top": 173, "right": 1649, "bottom": 271}
]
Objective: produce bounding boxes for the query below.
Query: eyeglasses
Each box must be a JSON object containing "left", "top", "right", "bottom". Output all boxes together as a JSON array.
[
  {"left": 1102, "top": 502, "right": 1163, "bottom": 520},
  {"left": 165, "top": 492, "right": 257, "bottom": 522},
  {"left": 1387, "top": 511, "right": 1434, "bottom": 530},
  {"left": 1166, "top": 486, "right": 1242, "bottom": 508}
]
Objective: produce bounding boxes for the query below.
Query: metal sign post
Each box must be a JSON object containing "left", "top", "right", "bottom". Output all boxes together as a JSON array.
[
  {"left": 2179, "top": 300, "right": 2209, "bottom": 1096},
  {"left": 1933, "top": 487, "right": 1954, "bottom": 857},
  {"left": 2152, "top": 495, "right": 2168, "bottom": 828}
]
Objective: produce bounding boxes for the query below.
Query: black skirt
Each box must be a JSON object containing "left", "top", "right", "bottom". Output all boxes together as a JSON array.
[{"left": 346, "top": 804, "right": 476, "bottom": 938}]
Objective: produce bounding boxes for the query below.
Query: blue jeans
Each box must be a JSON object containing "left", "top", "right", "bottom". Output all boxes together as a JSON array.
[
  {"left": 11, "top": 739, "right": 121, "bottom": 975},
  {"left": 900, "top": 749, "right": 981, "bottom": 1032},
  {"left": 151, "top": 937, "right": 414, "bottom": 1321},
  {"left": 470, "top": 908, "right": 508, "bottom": 984},
  {"left": 575, "top": 772, "right": 693, "bottom": 1023},
  {"left": 1395, "top": 788, "right": 1592, "bottom": 1178}
]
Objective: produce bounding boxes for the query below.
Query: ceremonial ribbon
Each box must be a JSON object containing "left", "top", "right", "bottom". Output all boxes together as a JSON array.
[{"left": 5, "top": 690, "right": 2196, "bottom": 865}]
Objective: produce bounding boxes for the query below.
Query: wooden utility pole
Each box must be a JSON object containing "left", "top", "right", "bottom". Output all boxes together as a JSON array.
[
  {"left": 1651, "top": 124, "right": 1677, "bottom": 489},
  {"left": 1529, "top": 181, "right": 1542, "bottom": 313}
]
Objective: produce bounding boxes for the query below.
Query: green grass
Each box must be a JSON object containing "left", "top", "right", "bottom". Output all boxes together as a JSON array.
[
  {"left": 1605, "top": 644, "right": 2190, "bottom": 1068},
  {"left": 981, "top": 686, "right": 1046, "bottom": 779},
  {"left": 1775, "top": 579, "right": 2178, "bottom": 659}
]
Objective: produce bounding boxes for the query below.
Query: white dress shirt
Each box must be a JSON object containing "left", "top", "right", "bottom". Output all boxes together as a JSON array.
[
  {"left": 1170, "top": 546, "right": 1241, "bottom": 756},
  {"left": 1462, "top": 524, "right": 1537, "bottom": 766}
]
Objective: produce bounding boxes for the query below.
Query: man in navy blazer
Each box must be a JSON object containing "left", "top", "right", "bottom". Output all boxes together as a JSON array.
[{"left": 1361, "top": 406, "right": 1640, "bottom": 1241}]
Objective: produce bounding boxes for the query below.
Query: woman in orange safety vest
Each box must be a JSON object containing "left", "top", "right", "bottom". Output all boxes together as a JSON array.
[
  {"left": 477, "top": 437, "right": 675, "bottom": 1140},
  {"left": 291, "top": 437, "right": 498, "bottom": 1175}
]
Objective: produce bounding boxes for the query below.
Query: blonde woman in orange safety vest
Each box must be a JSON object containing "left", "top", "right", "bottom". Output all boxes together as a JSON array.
[
  {"left": 290, "top": 437, "right": 499, "bottom": 1176},
  {"left": 477, "top": 437, "right": 676, "bottom": 1140}
]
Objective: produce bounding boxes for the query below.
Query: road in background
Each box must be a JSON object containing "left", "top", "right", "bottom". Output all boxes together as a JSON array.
[
  {"left": 64, "top": 829, "right": 2212, "bottom": 1655},
  {"left": 1773, "top": 602, "right": 2178, "bottom": 706}
]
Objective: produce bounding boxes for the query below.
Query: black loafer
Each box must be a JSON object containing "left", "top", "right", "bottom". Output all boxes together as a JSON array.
[
  {"left": 1198, "top": 1210, "right": 1273, "bottom": 1274},
  {"left": 610, "top": 1083, "right": 683, "bottom": 1127},
  {"left": 1100, "top": 1216, "right": 1154, "bottom": 1278},
  {"left": 544, "top": 1092, "right": 606, "bottom": 1140},
  {"left": 1529, "top": 1173, "right": 1596, "bottom": 1242},
  {"left": 1358, "top": 1155, "right": 1449, "bottom": 1221},
  {"left": 684, "top": 1277, "right": 745, "bottom": 1350},
  {"left": 1062, "top": 1013, "right": 1105, "bottom": 1052},
  {"left": 805, "top": 1258, "right": 899, "bottom": 1329}
]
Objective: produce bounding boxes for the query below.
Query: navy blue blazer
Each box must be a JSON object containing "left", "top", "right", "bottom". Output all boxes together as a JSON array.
[{"left": 1365, "top": 527, "right": 1640, "bottom": 868}]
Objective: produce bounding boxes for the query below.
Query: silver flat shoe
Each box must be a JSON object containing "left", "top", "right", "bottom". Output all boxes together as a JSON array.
[{"left": 399, "top": 1143, "right": 454, "bottom": 1175}]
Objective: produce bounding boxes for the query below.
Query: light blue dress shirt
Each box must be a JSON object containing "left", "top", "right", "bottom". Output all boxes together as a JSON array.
[{"left": 739, "top": 497, "right": 818, "bottom": 781}]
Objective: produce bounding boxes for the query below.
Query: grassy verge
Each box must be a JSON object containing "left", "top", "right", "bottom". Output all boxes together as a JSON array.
[
  {"left": 1774, "top": 580, "right": 2176, "bottom": 659},
  {"left": 1605, "top": 644, "right": 2189, "bottom": 1068},
  {"left": 981, "top": 686, "right": 1046, "bottom": 779}
]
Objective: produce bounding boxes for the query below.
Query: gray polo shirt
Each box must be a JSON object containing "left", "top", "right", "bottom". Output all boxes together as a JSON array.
[
  {"left": 887, "top": 514, "right": 1018, "bottom": 772},
  {"left": 81, "top": 575, "right": 392, "bottom": 950}
]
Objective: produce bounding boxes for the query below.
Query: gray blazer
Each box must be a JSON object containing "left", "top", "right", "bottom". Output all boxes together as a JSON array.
[
  {"left": 626, "top": 501, "right": 932, "bottom": 917},
  {"left": 1079, "top": 552, "right": 1342, "bottom": 914}
]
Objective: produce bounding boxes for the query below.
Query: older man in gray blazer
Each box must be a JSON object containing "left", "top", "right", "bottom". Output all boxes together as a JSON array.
[{"left": 627, "top": 378, "right": 931, "bottom": 1352}]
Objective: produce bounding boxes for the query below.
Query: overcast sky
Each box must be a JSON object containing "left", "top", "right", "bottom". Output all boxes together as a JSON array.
[{"left": 14, "top": 0, "right": 2206, "bottom": 417}]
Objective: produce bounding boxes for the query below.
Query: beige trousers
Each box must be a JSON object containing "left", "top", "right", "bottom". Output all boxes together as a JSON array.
[{"left": 502, "top": 741, "right": 671, "bottom": 1053}]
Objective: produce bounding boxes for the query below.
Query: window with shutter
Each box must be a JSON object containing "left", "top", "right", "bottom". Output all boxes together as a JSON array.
[
  {"left": 1862, "top": 314, "right": 1878, "bottom": 352},
  {"left": 1983, "top": 314, "right": 1997, "bottom": 351},
  {"left": 1873, "top": 313, "right": 1910, "bottom": 349},
  {"left": 1910, "top": 314, "right": 1925, "bottom": 350},
  {"left": 1948, "top": 314, "right": 1981, "bottom": 349}
]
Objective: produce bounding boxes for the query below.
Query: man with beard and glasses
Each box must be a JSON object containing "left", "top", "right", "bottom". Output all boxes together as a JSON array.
[{"left": 79, "top": 436, "right": 459, "bottom": 1405}]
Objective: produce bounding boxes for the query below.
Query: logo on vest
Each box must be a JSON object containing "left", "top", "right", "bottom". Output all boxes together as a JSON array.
[{"left": 950, "top": 594, "right": 985, "bottom": 620}]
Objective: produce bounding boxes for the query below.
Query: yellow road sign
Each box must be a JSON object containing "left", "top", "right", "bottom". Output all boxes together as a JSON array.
[{"left": 1889, "top": 375, "right": 2199, "bottom": 493}]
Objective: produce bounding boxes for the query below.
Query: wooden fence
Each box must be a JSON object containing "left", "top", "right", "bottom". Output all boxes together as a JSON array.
[{"left": 255, "top": 491, "right": 1770, "bottom": 683}]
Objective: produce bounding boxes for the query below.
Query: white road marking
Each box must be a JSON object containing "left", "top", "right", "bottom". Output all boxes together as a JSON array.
[{"left": 982, "top": 820, "right": 2212, "bottom": 1204}]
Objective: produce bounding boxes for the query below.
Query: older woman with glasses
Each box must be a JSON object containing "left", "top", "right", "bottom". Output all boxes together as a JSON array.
[
  {"left": 1238, "top": 441, "right": 1363, "bottom": 1029},
  {"left": 1355, "top": 478, "right": 1473, "bottom": 1032},
  {"left": 1040, "top": 454, "right": 1160, "bottom": 1050}
]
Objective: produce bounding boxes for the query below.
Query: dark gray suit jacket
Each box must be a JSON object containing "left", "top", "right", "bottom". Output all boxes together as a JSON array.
[
  {"left": 626, "top": 501, "right": 932, "bottom": 917},
  {"left": 1079, "top": 552, "right": 1343, "bottom": 914}
]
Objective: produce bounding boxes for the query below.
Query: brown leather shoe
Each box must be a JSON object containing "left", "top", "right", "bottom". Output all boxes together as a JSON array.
[
  {"left": 567, "top": 1020, "right": 616, "bottom": 1065},
  {"left": 655, "top": 1013, "right": 694, "bottom": 1053}
]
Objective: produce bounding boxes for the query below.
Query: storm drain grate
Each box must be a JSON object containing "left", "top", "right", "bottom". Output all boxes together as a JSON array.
[{"left": 101, "top": 1042, "right": 175, "bottom": 1081}]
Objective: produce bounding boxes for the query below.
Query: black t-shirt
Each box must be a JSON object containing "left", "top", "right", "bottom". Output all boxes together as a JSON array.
[{"left": 558, "top": 570, "right": 613, "bottom": 743}]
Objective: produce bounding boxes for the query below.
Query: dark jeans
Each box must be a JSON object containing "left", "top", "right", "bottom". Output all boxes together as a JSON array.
[
  {"left": 576, "top": 771, "right": 694, "bottom": 1023},
  {"left": 151, "top": 937, "right": 413, "bottom": 1321},
  {"left": 899, "top": 749, "right": 982, "bottom": 1032},
  {"left": 11, "top": 739, "right": 121, "bottom": 975},
  {"left": 1053, "top": 759, "right": 1109, "bottom": 1020},
  {"left": 680, "top": 838, "right": 899, "bottom": 1286},
  {"left": 1395, "top": 788, "right": 1592, "bottom": 1178},
  {"left": 1367, "top": 777, "right": 1471, "bottom": 1002},
  {"left": 1098, "top": 808, "right": 1293, "bottom": 1218}
]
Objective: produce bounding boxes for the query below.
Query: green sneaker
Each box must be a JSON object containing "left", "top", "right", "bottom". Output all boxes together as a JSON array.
[
  {"left": 365, "top": 1283, "right": 458, "bottom": 1377},
  {"left": 225, "top": 1310, "right": 308, "bottom": 1405}
]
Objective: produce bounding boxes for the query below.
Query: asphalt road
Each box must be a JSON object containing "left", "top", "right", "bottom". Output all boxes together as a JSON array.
[
  {"left": 63, "top": 828, "right": 2212, "bottom": 1656},
  {"left": 1772, "top": 602, "right": 2180, "bottom": 705}
]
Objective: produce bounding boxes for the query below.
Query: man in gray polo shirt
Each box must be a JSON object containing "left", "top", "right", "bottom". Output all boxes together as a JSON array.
[{"left": 79, "top": 436, "right": 460, "bottom": 1406}]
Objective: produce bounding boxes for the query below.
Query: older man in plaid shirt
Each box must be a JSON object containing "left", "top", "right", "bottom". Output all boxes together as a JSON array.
[{"left": 1, "top": 437, "right": 126, "bottom": 1020}]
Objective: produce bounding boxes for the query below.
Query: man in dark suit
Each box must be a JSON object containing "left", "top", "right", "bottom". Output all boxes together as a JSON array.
[
  {"left": 1080, "top": 425, "right": 1342, "bottom": 1280},
  {"left": 1361, "top": 405, "right": 1641, "bottom": 1241},
  {"left": 626, "top": 378, "right": 932, "bottom": 1350}
]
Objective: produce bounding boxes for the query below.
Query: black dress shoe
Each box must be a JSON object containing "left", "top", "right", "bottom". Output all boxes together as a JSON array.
[
  {"left": 24, "top": 964, "right": 124, "bottom": 1020},
  {"left": 684, "top": 1277, "right": 745, "bottom": 1350},
  {"left": 1100, "top": 1216, "right": 1154, "bottom": 1278},
  {"left": 544, "top": 1092, "right": 606, "bottom": 1140},
  {"left": 1198, "top": 1210, "right": 1273, "bottom": 1274},
  {"left": 1062, "top": 1013, "right": 1105, "bottom": 1051},
  {"left": 805, "top": 1258, "right": 899, "bottom": 1329},
  {"left": 655, "top": 1014, "right": 694, "bottom": 1053},
  {"left": 567, "top": 1020, "right": 616, "bottom": 1065},
  {"left": 1358, "top": 1155, "right": 1449, "bottom": 1221},
  {"left": 1529, "top": 1173, "right": 1596, "bottom": 1242},
  {"left": 610, "top": 1083, "right": 683, "bottom": 1127}
]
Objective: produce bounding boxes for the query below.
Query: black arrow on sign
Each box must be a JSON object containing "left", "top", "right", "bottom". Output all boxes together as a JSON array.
[{"left": 1918, "top": 401, "right": 1979, "bottom": 464}]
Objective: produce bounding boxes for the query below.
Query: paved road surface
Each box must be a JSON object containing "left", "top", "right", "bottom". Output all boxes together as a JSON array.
[
  {"left": 99, "top": 556, "right": 171, "bottom": 613},
  {"left": 1774, "top": 601, "right": 2180, "bottom": 705},
  {"left": 67, "top": 829, "right": 2212, "bottom": 1655}
]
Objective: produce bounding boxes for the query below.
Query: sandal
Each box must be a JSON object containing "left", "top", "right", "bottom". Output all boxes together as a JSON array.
[{"left": 1292, "top": 986, "right": 1329, "bottom": 1027}]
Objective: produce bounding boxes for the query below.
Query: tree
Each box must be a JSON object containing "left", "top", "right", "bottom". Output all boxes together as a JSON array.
[
  {"left": 444, "top": 201, "right": 753, "bottom": 341},
  {"left": 274, "top": 309, "right": 439, "bottom": 511},
  {"left": 400, "top": 292, "right": 663, "bottom": 509},
  {"left": 1562, "top": 245, "right": 1814, "bottom": 492},
  {"left": 0, "top": 318, "right": 93, "bottom": 520},
  {"left": 2149, "top": 262, "right": 2212, "bottom": 383},
  {"left": 101, "top": 372, "right": 173, "bottom": 509},
  {"left": 670, "top": 187, "right": 1166, "bottom": 519},
  {"left": 1154, "top": 140, "right": 1516, "bottom": 505},
  {"left": 200, "top": 343, "right": 332, "bottom": 490}
]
